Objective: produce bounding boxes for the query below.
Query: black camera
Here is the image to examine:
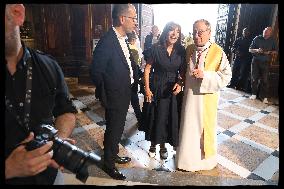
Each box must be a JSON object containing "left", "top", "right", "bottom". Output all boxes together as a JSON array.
[{"left": 25, "top": 124, "right": 101, "bottom": 183}]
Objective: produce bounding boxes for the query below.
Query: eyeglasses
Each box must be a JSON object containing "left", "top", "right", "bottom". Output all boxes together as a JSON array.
[
  {"left": 122, "top": 15, "right": 138, "bottom": 22},
  {"left": 193, "top": 29, "right": 209, "bottom": 36}
]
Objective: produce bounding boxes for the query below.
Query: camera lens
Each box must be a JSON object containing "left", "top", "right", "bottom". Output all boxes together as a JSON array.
[
  {"left": 52, "top": 137, "right": 101, "bottom": 183},
  {"left": 27, "top": 124, "right": 101, "bottom": 183},
  {"left": 53, "top": 138, "right": 82, "bottom": 169}
]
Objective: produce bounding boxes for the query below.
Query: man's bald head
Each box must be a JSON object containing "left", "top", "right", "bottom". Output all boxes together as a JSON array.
[{"left": 263, "top": 26, "right": 273, "bottom": 39}]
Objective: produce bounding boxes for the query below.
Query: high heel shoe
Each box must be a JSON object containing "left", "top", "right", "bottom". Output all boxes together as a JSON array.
[
  {"left": 148, "top": 146, "right": 156, "bottom": 158},
  {"left": 160, "top": 147, "right": 168, "bottom": 160}
]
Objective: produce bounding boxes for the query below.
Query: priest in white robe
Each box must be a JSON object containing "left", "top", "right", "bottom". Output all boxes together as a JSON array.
[{"left": 176, "top": 19, "right": 232, "bottom": 172}]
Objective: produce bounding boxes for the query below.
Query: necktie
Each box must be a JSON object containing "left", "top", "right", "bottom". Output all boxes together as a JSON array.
[{"left": 195, "top": 51, "right": 202, "bottom": 69}]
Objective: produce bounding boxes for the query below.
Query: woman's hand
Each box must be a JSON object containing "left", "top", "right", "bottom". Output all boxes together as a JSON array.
[
  {"left": 145, "top": 88, "right": 153, "bottom": 103},
  {"left": 172, "top": 83, "right": 182, "bottom": 95}
]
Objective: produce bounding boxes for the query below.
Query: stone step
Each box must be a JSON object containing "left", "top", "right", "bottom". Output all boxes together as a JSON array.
[
  {"left": 66, "top": 84, "right": 278, "bottom": 186},
  {"left": 78, "top": 76, "right": 93, "bottom": 85},
  {"left": 63, "top": 172, "right": 156, "bottom": 185},
  {"left": 65, "top": 77, "right": 78, "bottom": 82},
  {"left": 65, "top": 77, "right": 79, "bottom": 90},
  {"left": 63, "top": 166, "right": 274, "bottom": 186},
  {"left": 68, "top": 112, "right": 275, "bottom": 186},
  {"left": 121, "top": 167, "right": 275, "bottom": 186}
]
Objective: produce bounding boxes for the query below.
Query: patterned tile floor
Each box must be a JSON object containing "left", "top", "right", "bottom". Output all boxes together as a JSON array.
[{"left": 64, "top": 78, "right": 279, "bottom": 185}]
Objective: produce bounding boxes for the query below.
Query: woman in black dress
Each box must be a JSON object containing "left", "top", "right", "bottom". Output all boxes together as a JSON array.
[{"left": 142, "top": 21, "right": 186, "bottom": 159}]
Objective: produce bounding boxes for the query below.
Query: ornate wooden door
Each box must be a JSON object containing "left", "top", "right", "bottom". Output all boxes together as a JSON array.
[
  {"left": 139, "top": 4, "right": 154, "bottom": 51},
  {"left": 215, "top": 4, "right": 238, "bottom": 63}
]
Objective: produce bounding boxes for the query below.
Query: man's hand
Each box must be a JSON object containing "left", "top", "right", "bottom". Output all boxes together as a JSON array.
[
  {"left": 48, "top": 137, "right": 76, "bottom": 171},
  {"left": 5, "top": 132, "right": 53, "bottom": 179},
  {"left": 52, "top": 112, "right": 76, "bottom": 170},
  {"left": 192, "top": 68, "right": 204, "bottom": 79},
  {"left": 264, "top": 50, "right": 277, "bottom": 56},
  {"left": 257, "top": 48, "right": 264, "bottom": 54}
]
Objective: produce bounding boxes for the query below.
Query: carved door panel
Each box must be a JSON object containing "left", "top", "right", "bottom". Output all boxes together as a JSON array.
[
  {"left": 93, "top": 4, "right": 112, "bottom": 39},
  {"left": 215, "top": 4, "right": 230, "bottom": 50},
  {"left": 33, "top": 4, "right": 72, "bottom": 57},
  {"left": 139, "top": 4, "right": 154, "bottom": 51},
  {"left": 70, "top": 5, "right": 86, "bottom": 59},
  {"left": 215, "top": 4, "right": 238, "bottom": 62}
]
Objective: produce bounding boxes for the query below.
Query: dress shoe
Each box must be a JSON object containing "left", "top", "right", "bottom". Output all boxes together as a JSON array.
[
  {"left": 263, "top": 98, "right": 269, "bottom": 104},
  {"left": 102, "top": 165, "right": 126, "bottom": 180},
  {"left": 176, "top": 168, "right": 189, "bottom": 172},
  {"left": 227, "top": 84, "right": 236, "bottom": 89},
  {"left": 115, "top": 156, "right": 131, "bottom": 164},
  {"left": 250, "top": 95, "right": 256, "bottom": 100}
]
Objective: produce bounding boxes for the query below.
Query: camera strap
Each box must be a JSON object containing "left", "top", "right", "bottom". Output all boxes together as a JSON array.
[{"left": 5, "top": 48, "right": 33, "bottom": 132}]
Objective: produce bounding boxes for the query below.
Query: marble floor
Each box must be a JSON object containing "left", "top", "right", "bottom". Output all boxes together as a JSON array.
[{"left": 63, "top": 77, "right": 279, "bottom": 186}]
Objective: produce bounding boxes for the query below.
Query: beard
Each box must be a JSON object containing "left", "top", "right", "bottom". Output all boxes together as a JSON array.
[{"left": 5, "top": 27, "right": 20, "bottom": 57}]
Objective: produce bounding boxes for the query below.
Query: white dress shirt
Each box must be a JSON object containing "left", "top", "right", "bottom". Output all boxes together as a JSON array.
[{"left": 113, "top": 27, "right": 134, "bottom": 84}]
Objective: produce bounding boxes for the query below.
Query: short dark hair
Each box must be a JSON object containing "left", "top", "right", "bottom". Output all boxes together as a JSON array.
[
  {"left": 158, "top": 21, "right": 182, "bottom": 50},
  {"left": 112, "top": 4, "right": 131, "bottom": 27}
]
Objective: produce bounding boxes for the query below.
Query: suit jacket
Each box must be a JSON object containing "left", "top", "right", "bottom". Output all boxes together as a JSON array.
[
  {"left": 91, "top": 28, "right": 138, "bottom": 108},
  {"left": 144, "top": 33, "right": 153, "bottom": 51}
]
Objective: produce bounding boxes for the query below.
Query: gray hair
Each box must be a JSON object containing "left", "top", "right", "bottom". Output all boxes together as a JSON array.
[
  {"left": 112, "top": 4, "right": 133, "bottom": 27},
  {"left": 193, "top": 19, "right": 211, "bottom": 31}
]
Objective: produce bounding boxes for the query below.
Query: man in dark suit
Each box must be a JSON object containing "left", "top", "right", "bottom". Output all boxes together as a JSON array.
[{"left": 91, "top": 4, "right": 138, "bottom": 180}]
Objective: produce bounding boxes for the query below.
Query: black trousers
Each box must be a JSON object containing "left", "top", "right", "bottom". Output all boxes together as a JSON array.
[
  {"left": 230, "top": 56, "right": 251, "bottom": 91},
  {"left": 104, "top": 106, "right": 128, "bottom": 169},
  {"left": 251, "top": 59, "right": 270, "bottom": 98},
  {"left": 131, "top": 84, "right": 142, "bottom": 126}
]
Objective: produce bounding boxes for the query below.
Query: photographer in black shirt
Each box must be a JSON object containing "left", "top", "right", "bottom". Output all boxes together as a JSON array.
[{"left": 5, "top": 4, "right": 77, "bottom": 184}]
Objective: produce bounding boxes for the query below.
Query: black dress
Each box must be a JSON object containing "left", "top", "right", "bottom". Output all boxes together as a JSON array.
[{"left": 141, "top": 43, "right": 186, "bottom": 147}]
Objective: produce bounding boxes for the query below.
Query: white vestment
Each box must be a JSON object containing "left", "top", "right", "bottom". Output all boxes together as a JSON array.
[{"left": 176, "top": 41, "right": 232, "bottom": 172}]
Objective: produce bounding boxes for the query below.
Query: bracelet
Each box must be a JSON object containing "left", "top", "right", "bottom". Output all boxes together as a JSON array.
[{"left": 177, "top": 80, "right": 184, "bottom": 86}]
